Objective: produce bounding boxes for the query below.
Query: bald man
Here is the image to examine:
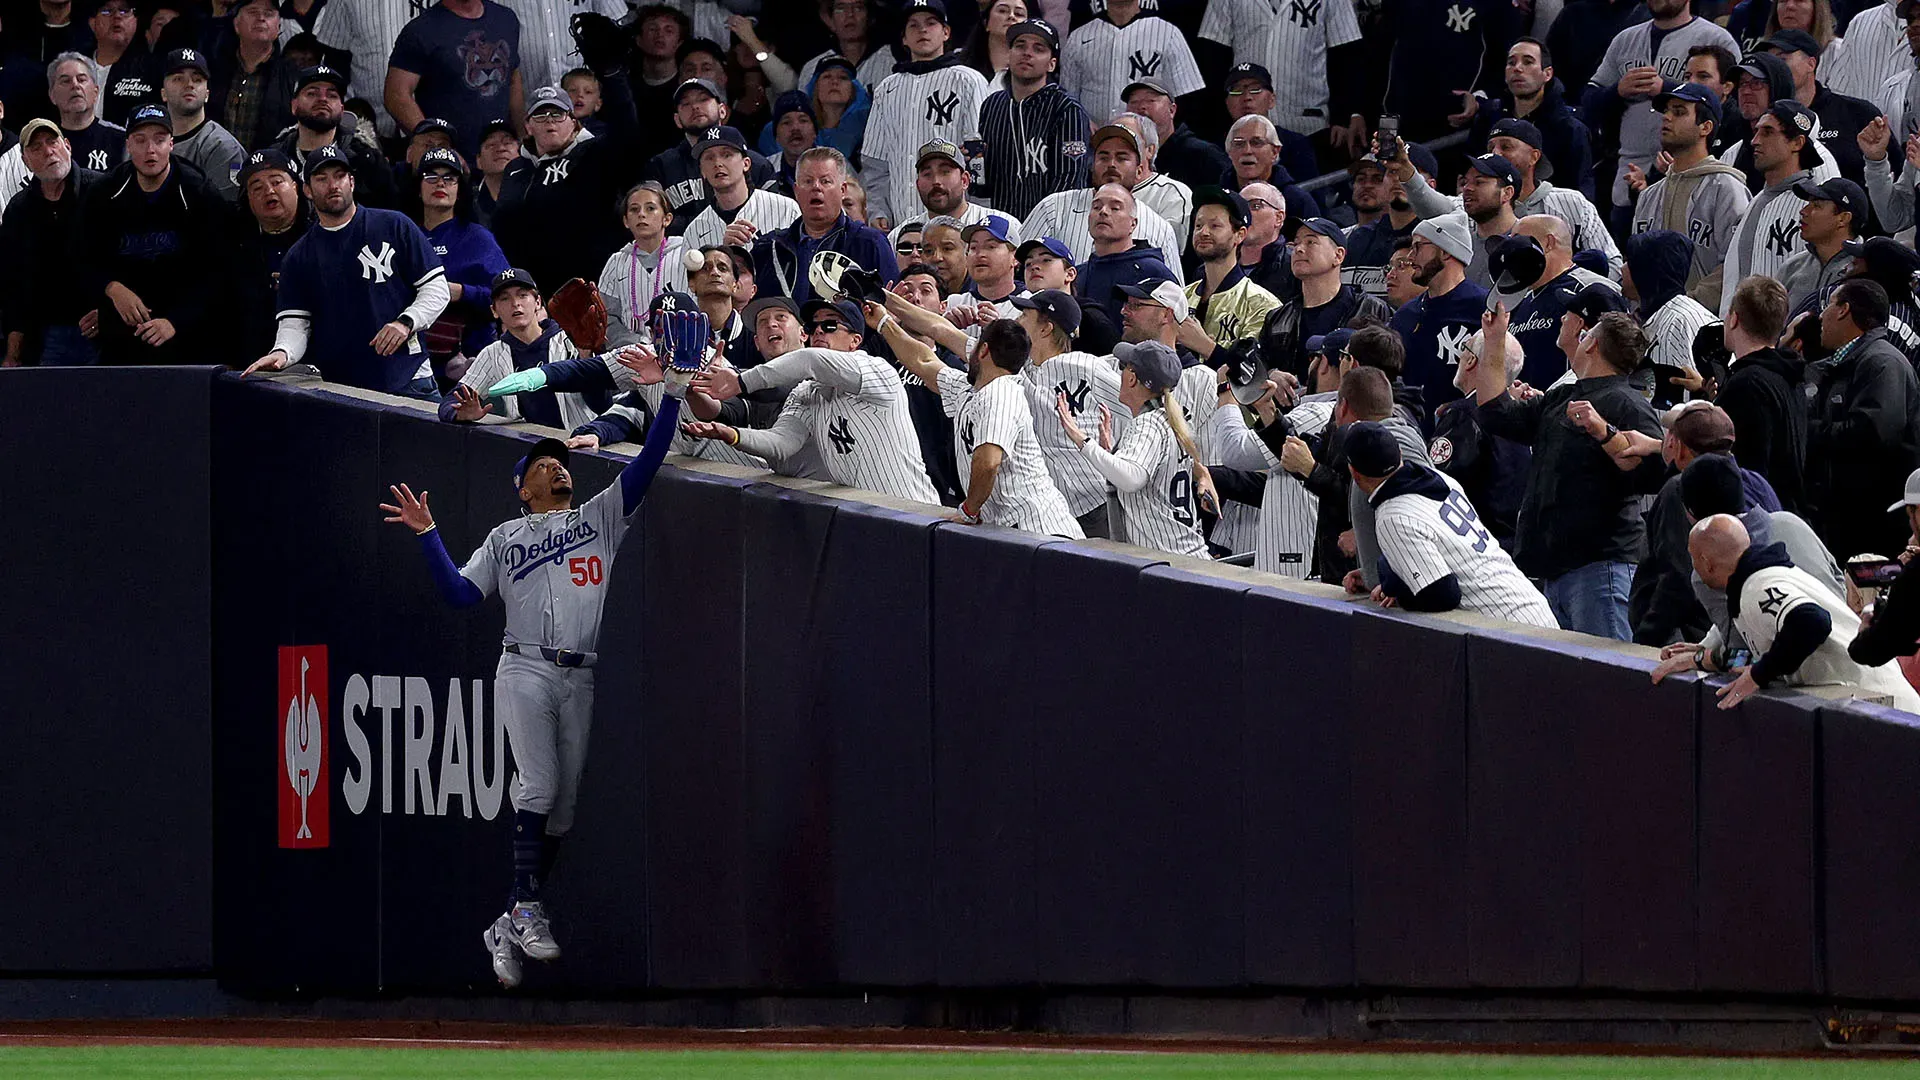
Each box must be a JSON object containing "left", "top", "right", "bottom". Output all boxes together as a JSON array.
[
  {"left": 1497, "top": 215, "right": 1621, "bottom": 386},
  {"left": 1661, "top": 515, "right": 1920, "bottom": 710},
  {"left": 1073, "top": 182, "right": 1182, "bottom": 327}
]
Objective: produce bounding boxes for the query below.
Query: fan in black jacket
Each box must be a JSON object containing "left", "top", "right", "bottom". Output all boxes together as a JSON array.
[
  {"left": 0, "top": 145, "right": 101, "bottom": 366},
  {"left": 1716, "top": 277, "right": 1809, "bottom": 514}
]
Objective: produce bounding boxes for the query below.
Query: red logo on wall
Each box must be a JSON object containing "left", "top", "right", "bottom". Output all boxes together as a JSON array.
[{"left": 278, "top": 645, "right": 330, "bottom": 849}]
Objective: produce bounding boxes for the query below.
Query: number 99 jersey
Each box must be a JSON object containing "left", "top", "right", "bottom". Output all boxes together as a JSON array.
[
  {"left": 1373, "top": 468, "right": 1558, "bottom": 629},
  {"left": 458, "top": 485, "right": 634, "bottom": 654},
  {"left": 1111, "top": 403, "right": 1209, "bottom": 559}
]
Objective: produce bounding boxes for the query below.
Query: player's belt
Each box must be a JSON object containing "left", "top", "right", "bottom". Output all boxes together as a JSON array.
[{"left": 505, "top": 644, "right": 597, "bottom": 668}]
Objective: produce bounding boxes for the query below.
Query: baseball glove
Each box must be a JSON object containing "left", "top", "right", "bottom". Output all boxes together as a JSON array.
[
  {"left": 571, "top": 12, "right": 631, "bottom": 74},
  {"left": 548, "top": 278, "right": 609, "bottom": 354},
  {"left": 836, "top": 266, "right": 886, "bottom": 306},
  {"left": 808, "top": 250, "right": 861, "bottom": 303},
  {"left": 658, "top": 309, "right": 713, "bottom": 399}
]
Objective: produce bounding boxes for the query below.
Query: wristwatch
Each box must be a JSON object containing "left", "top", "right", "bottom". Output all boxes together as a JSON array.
[
  {"left": 1600, "top": 422, "right": 1619, "bottom": 444},
  {"left": 395, "top": 313, "right": 416, "bottom": 332}
]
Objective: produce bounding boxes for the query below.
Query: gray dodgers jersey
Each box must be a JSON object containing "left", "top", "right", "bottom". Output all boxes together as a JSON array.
[{"left": 459, "top": 484, "right": 633, "bottom": 654}]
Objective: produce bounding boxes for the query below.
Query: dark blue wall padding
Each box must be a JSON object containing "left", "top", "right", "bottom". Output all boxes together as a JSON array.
[
  {"left": 811, "top": 494, "right": 942, "bottom": 986},
  {"left": 1348, "top": 607, "right": 1470, "bottom": 988},
  {"left": 1696, "top": 688, "right": 1822, "bottom": 995},
  {"left": 0, "top": 368, "right": 214, "bottom": 973},
  {"left": 1239, "top": 581, "right": 1356, "bottom": 989},
  {"left": 1821, "top": 700, "right": 1920, "bottom": 1000},
  {"left": 931, "top": 525, "right": 1065, "bottom": 986},
  {"left": 636, "top": 466, "right": 754, "bottom": 988},
  {"left": 1129, "top": 563, "right": 1254, "bottom": 987}
]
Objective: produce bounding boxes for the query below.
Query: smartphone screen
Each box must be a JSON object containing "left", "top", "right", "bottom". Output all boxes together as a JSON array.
[{"left": 1848, "top": 559, "right": 1903, "bottom": 588}]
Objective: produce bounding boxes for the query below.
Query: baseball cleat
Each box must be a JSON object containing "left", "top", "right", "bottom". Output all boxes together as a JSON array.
[
  {"left": 509, "top": 901, "right": 562, "bottom": 961},
  {"left": 483, "top": 914, "right": 522, "bottom": 988}
]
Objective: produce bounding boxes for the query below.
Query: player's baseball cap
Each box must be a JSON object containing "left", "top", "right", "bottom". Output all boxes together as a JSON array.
[
  {"left": 1226, "top": 63, "right": 1273, "bottom": 91},
  {"left": 1792, "top": 176, "right": 1868, "bottom": 223},
  {"left": 693, "top": 125, "right": 749, "bottom": 158},
  {"left": 1345, "top": 421, "right": 1404, "bottom": 479},
  {"left": 304, "top": 142, "right": 352, "bottom": 176},
  {"left": 744, "top": 296, "right": 802, "bottom": 327},
  {"left": 1297, "top": 217, "right": 1347, "bottom": 247},
  {"left": 916, "top": 138, "right": 967, "bottom": 169},
  {"left": 673, "top": 77, "right": 723, "bottom": 105},
  {"left": 164, "top": 47, "right": 208, "bottom": 78},
  {"left": 1652, "top": 81, "right": 1723, "bottom": 125},
  {"left": 411, "top": 116, "right": 454, "bottom": 140},
  {"left": 1565, "top": 281, "right": 1630, "bottom": 326},
  {"left": 526, "top": 84, "right": 572, "bottom": 119},
  {"left": 1092, "top": 123, "right": 1143, "bottom": 157},
  {"left": 418, "top": 146, "right": 465, "bottom": 176},
  {"left": 1017, "top": 236, "right": 1075, "bottom": 267},
  {"left": 1010, "top": 288, "right": 1081, "bottom": 336},
  {"left": 1112, "top": 341, "right": 1182, "bottom": 394},
  {"left": 295, "top": 64, "right": 348, "bottom": 94},
  {"left": 1116, "top": 277, "right": 1191, "bottom": 323},
  {"left": 125, "top": 103, "right": 171, "bottom": 134},
  {"left": 1006, "top": 17, "right": 1059, "bottom": 51},
  {"left": 903, "top": 0, "right": 949, "bottom": 24},
  {"left": 238, "top": 147, "right": 299, "bottom": 186},
  {"left": 963, "top": 215, "right": 1017, "bottom": 248},
  {"left": 1122, "top": 78, "right": 1172, "bottom": 102},
  {"left": 513, "top": 437, "right": 572, "bottom": 496},
  {"left": 492, "top": 266, "right": 539, "bottom": 294},
  {"left": 19, "top": 117, "right": 62, "bottom": 146},
  {"left": 802, "top": 296, "right": 865, "bottom": 333},
  {"left": 1412, "top": 214, "right": 1475, "bottom": 266},
  {"left": 1192, "top": 186, "right": 1250, "bottom": 229},
  {"left": 1759, "top": 28, "right": 1822, "bottom": 57},
  {"left": 1466, "top": 152, "right": 1520, "bottom": 189}
]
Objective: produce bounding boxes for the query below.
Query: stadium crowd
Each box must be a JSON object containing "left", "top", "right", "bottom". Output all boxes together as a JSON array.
[{"left": 5, "top": 0, "right": 1920, "bottom": 705}]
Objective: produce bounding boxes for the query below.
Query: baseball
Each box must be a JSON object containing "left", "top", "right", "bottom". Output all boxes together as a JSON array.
[{"left": 682, "top": 248, "right": 706, "bottom": 274}]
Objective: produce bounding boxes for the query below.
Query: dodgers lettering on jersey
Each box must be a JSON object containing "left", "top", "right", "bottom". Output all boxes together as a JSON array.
[
  {"left": 1374, "top": 467, "right": 1557, "bottom": 627},
  {"left": 459, "top": 482, "right": 634, "bottom": 652},
  {"left": 937, "top": 368, "right": 1085, "bottom": 537}
]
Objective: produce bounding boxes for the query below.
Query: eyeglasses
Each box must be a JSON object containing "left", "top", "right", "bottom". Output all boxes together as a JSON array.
[
  {"left": 422, "top": 173, "right": 459, "bottom": 185},
  {"left": 896, "top": 241, "right": 922, "bottom": 255},
  {"left": 1245, "top": 198, "right": 1276, "bottom": 212},
  {"left": 97, "top": 5, "right": 137, "bottom": 16},
  {"left": 1228, "top": 137, "right": 1274, "bottom": 151},
  {"left": 810, "top": 320, "right": 847, "bottom": 334}
]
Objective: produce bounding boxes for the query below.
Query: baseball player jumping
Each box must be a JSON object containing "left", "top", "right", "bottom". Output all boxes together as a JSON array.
[{"left": 378, "top": 309, "right": 709, "bottom": 990}]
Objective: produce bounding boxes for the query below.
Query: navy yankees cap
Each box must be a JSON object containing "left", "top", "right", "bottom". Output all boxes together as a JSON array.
[
  {"left": 527, "top": 84, "right": 571, "bottom": 118},
  {"left": 411, "top": 116, "right": 454, "bottom": 140},
  {"left": 1489, "top": 234, "right": 1547, "bottom": 292},
  {"left": 238, "top": 147, "right": 299, "bottom": 185},
  {"left": 492, "top": 266, "right": 539, "bottom": 294},
  {"left": 803, "top": 297, "right": 865, "bottom": 332},
  {"left": 903, "top": 0, "right": 949, "bottom": 24},
  {"left": 1793, "top": 176, "right": 1868, "bottom": 223},
  {"left": 1308, "top": 326, "right": 1356, "bottom": 357},
  {"left": 771, "top": 89, "right": 814, "bottom": 125},
  {"left": 693, "top": 125, "right": 749, "bottom": 157},
  {"left": 1297, "top": 217, "right": 1347, "bottom": 248},
  {"left": 1006, "top": 18, "right": 1059, "bottom": 51},
  {"left": 1017, "top": 236, "right": 1075, "bottom": 267},
  {"left": 1901, "top": 0, "right": 1920, "bottom": 20},
  {"left": 1466, "top": 152, "right": 1520, "bottom": 189},
  {"left": 814, "top": 54, "right": 858, "bottom": 79},
  {"left": 673, "top": 77, "right": 723, "bottom": 105},
  {"left": 1010, "top": 288, "right": 1081, "bottom": 336},
  {"left": 513, "top": 437, "right": 571, "bottom": 495},
  {"left": 1488, "top": 117, "right": 1543, "bottom": 149},
  {"left": 1565, "top": 281, "right": 1629, "bottom": 326},
  {"left": 126, "top": 103, "right": 171, "bottom": 134},
  {"left": 1653, "top": 81, "right": 1723, "bottom": 125},
  {"left": 1227, "top": 63, "right": 1273, "bottom": 91},
  {"left": 1112, "top": 341, "right": 1181, "bottom": 394},
  {"left": 1841, "top": 235, "right": 1920, "bottom": 278},
  {"left": 744, "top": 296, "right": 801, "bottom": 327},
  {"left": 650, "top": 290, "right": 698, "bottom": 318},
  {"left": 304, "top": 142, "right": 352, "bottom": 175},
  {"left": 164, "top": 48, "right": 208, "bottom": 78},
  {"left": 1345, "top": 421, "right": 1403, "bottom": 479},
  {"left": 1759, "top": 28, "right": 1822, "bottom": 57},
  {"left": 1192, "top": 186, "right": 1250, "bottom": 229},
  {"left": 419, "top": 146, "right": 465, "bottom": 176},
  {"left": 295, "top": 64, "right": 348, "bottom": 93},
  {"left": 1406, "top": 141, "right": 1440, "bottom": 179},
  {"left": 479, "top": 117, "right": 515, "bottom": 142}
]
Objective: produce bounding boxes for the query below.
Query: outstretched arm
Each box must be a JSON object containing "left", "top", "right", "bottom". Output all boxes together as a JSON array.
[
  {"left": 619, "top": 395, "right": 682, "bottom": 515},
  {"left": 379, "top": 484, "right": 486, "bottom": 607}
]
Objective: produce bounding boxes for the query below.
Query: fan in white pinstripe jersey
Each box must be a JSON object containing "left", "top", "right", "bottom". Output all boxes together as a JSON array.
[
  {"left": 1060, "top": 0, "right": 1203, "bottom": 122},
  {"left": 1058, "top": 340, "right": 1208, "bottom": 557},
  {"left": 1020, "top": 183, "right": 1186, "bottom": 280},
  {"left": 497, "top": 0, "right": 624, "bottom": 89},
  {"left": 1008, "top": 291, "right": 1128, "bottom": 531},
  {"left": 685, "top": 299, "right": 940, "bottom": 503},
  {"left": 934, "top": 363, "right": 1085, "bottom": 538},
  {"left": 1199, "top": 0, "right": 1361, "bottom": 136},
  {"left": 1350, "top": 423, "right": 1557, "bottom": 627},
  {"left": 312, "top": 0, "right": 421, "bottom": 135},
  {"left": 1825, "top": 0, "right": 1915, "bottom": 106},
  {"left": 860, "top": 2, "right": 993, "bottom": 227},
  {"left": 1205, "top": 396, "right": 1332, "bottom": 577},
  {"left": 680, "top": 127, "right": 801, "bottom": 251}
]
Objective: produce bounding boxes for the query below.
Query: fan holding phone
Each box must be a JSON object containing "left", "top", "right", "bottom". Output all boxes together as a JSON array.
[{"left": 1847, "top": 469, "right": 1920, "bottom": 677}]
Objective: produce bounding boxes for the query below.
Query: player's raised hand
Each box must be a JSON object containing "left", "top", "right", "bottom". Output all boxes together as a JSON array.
[
  {"left": 1096, "top": 403, "right": 1114, "bottom": 451},
  {"left": 371, "top": 320, "right": 411, "bottom": 356},
  {"left": 613, "top": 343, "right": 664, "bottom": 385},
  {"left": 379, "top": 483, "right": 436, "bottom": 534},
  {"left": 449, "top": 383, "right": 493, "bottom": 421},
  {"left": 680, "top": 419, "right": 738, "bottom": 443},
  {"left": 1056, "top": 391, "right": 1090, "bottom": 447}
]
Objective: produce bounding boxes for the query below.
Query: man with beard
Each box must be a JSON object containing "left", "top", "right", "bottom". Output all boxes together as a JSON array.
[
  {"left": 1760, "top": 29, "right": 1883, "bottom": 186},
  {"left": 862, "top": 1, "right": 992, "bottom": 231},
  {"left": 1493, "top": 216, "right": 1620, "bottom": 387},
  {"left": 1343, "top": 145, "right": 1437, "bottom": 300},
  {"left": 269, "top": 66, "right": 396, "bottom": 208},
  {"left": 1586, "top": 0, "right": 1738, "bottom": 228},
  {"left": 1721, "top": 102, "right": 1819, "bottom": 315},
  {"left": 207, "top": 0, "right": 300, "bottom": 152},
  {"left": 1, "top": 119, "right": 102, "bottom": 366},
  {"left": 976, "top": 18, "right": 1091, "bottom": 222},
  {"left": 1466, "top": 38, "right": 1596, "bottom": 199},
  {"left": 1632, "top": 82, "right": 1752, "bottom": 301},
  {"left": 231, "top": 149, "right": 311, "bottom": 366},
  {"left": 1122, "top": 78, "right": 1230, "bottom": 193},
  {"left": 1105, "top": 114, "right": 1192, "bottom": 252},
  {"left": 643, "top": 77, "right": 775, "bottom": 233},
  {"left": 886, "top": 139, "right": 1018, "bottom": 246},
  {"left": 1390, "top": 214, "right": 1489, "bottom": 417},
  {"left": 1718, "top": 52, "right": 1843, "bottom": 189},
  {"left": 245, "top": 143, "right": 449, "bottom": 395},
  {"left": 1074, "top": 182, "right": 1183, "bottom": 327},
  {"left": 77, "top": 105, "right": 228, "bottom": 365},
  {"left": 1021, "top": 129, "right": 1181, "bottom": 270},
  {"left": 752, "top": 147, "right": 898, "bottom": 306},
  {"left": 1403, "top": 154, "right": 1520, "bottom": 289},
  {"left": 1180, "top": 189, "right": 1281, "bottom": 364},
  {"left": 160, "top": 49, "right": 245, "bottom": 203}
]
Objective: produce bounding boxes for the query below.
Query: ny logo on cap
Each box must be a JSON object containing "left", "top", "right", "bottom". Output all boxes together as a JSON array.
[
  {"left": 705, "top": 127, "right": 723, "bottom": 140},
  {"left": 250, "top": 152, "right": 265, "bottom": 164}
]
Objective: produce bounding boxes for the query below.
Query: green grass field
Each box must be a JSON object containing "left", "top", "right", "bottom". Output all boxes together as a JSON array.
[{"left": 9, "top": 1047, "right": 1920, "bottom": 1079}]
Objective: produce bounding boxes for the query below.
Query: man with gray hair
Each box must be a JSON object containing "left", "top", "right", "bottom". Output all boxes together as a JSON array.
[
  {"left": 1022, "top": 138, "right": 1185, "bottom": 272},
  {"left": 1106, "top": 112, "right": 1192, "bottom": 251},
  {"left": 1236, "top": 180, "right": 1292, "bottom": 297},
  {"left": 751, "top": 146, "right": 900, "bottom": 305},
  {"left": 1429, "top": 315, "right": 1532, "bottom": 549},
  {"left": 1225, "top": 113, "right": 1319, "bottom": 228},
  {"left": 45, "top": 53, "right": 124, "bottom": 176}
]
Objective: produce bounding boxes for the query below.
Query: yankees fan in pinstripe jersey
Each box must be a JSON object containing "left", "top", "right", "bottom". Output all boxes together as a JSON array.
[
  {"left": 499, "top": 0, "right": 624, "bottom": 89},
  {"left": 642, "top": 80, "right": 777, "bottom": 234},
  {"left": 975, "top": 18, "right": 1092, "bottom": 221},
  {"left": 1827, "top": 0, "right": 1916, "bottom": 107},
  {"left": 1347, "top": 422, "right": 1558, "bottom": 627},
  {"left": 1060, "top": 0, "right": 1202, "bottom": 122},
  {"left": 1021, "top": 172, "right": 1185, "bottom": 280},
  {"left": 679, "top": 126, "right": 800, "bottom": 252},
  {"left": 311, "top": 0, "right": 419, "bottom": 136},
  {"left": 599, "top": 182, "right": 690, "bottom": 345},
  {"left": 1205, "top": 373, "right": 1334, "bottom": 577},
  {"left": 861, "top": 0, "right": 992, "bottom": 230},
  {"left": 887, "top": 140, "right": 1023, "bottom": 248},
  {"left": 1199, "top": 0, "right": 1363, "bottom": 140},
  {"left": 686, "top": 297, "right": 942, "bottom": 502},
  {"left": 1056, "top": 339, "right": 1208, "bottom": 557},
  {"left": 872, "top": 304, "right": 1085, "bottom": 536},
  {"left": 1098, "top": 114, "right": 1192, "bottom": 250}
]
